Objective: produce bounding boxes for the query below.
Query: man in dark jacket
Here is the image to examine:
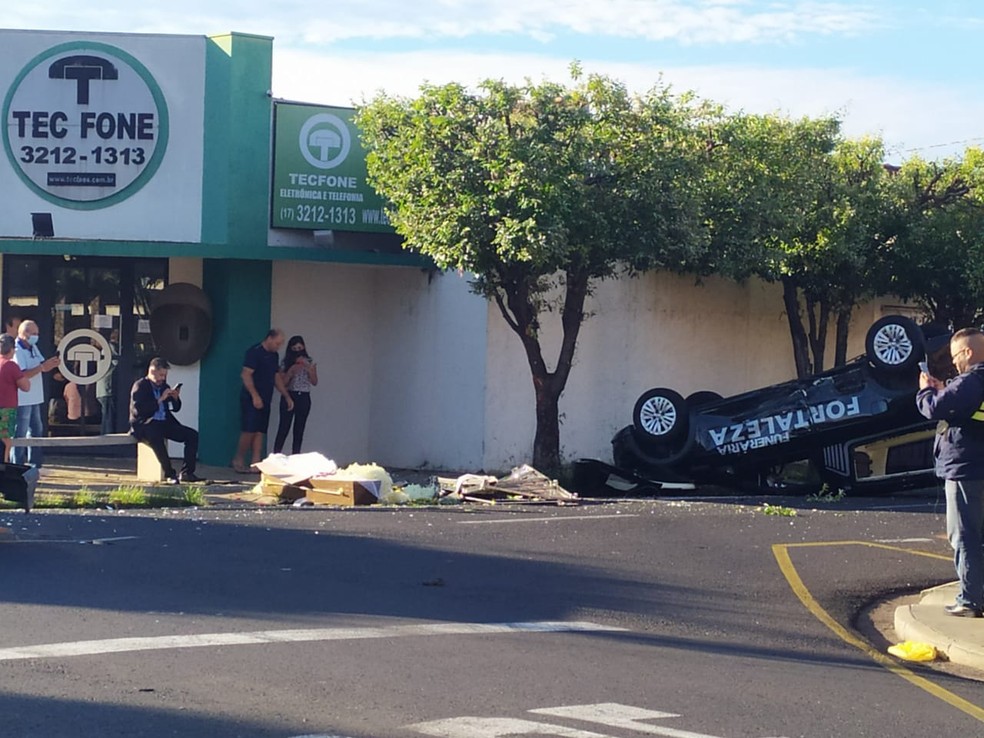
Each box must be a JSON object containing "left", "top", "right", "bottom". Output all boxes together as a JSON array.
[
  {"left": 917, "top": 327, "right": 984, "bottom": 617},
  {"left": 129, "top": 357, "right": 200, "bottom": 483}
]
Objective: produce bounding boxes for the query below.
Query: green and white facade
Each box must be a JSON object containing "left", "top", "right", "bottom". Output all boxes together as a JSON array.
[{"left": 0, "top": 29, "right": 490, "bottom": 469}]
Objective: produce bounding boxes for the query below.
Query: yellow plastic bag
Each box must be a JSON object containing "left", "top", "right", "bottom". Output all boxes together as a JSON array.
[{"left": 887, "top": 641, "right": 939, "bottom": 662}]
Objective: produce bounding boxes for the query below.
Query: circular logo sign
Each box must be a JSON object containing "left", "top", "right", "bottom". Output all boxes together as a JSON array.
[
  {"left": 298, "top": 113, "right": 351, "bottom": 170},
  {"left": 56, "top": 329, "right": 114, "bottom": 386},
  {"left": 2, "top": 41, "right": 169, "bottom": 210}
]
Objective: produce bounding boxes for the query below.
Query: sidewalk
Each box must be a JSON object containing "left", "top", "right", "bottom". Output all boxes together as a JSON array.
[
  {"left": 31, "top": 454, "right": 260, "bottom": 506},
  {"left": 894, "top": 582, "right": 984, "bottom": 671}
]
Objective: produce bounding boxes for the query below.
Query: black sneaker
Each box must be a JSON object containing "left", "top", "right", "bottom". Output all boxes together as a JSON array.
[
  {"left": 179, "top": 472, "right": 205, "bottom": 484},
  {"left": 944, "top": 603, "right": 983, "bottom": 618}
]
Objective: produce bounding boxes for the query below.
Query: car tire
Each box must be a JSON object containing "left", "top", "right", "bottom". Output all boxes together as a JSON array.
[
  {"left": 865, "top": 315, "right": 924, "bottom": 374},
  {"left": 632, "top": 388, "right": 688, "bottom": 444},
  {"left": 686, "top": 390, "right": 723, "bottom": 409},
  {"left": 613, "top": 424, "right": 695, "bottom": 469}
]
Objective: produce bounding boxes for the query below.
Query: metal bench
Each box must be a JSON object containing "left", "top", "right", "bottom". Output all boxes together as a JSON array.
[{"left": 8, "top": 433, "right": 165, "bottom": 481}]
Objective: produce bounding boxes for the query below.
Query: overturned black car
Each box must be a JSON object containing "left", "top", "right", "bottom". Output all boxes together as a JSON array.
[{"left": 611, "top": 315, "right": 950, "bottom": 493}]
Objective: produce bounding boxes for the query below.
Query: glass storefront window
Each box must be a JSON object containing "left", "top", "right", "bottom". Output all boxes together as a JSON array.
[{"left": 2, "top": 255, "right": 167, "bottom": 439}]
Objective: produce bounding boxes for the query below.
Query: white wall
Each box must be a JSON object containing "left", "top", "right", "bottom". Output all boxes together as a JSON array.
[
  {"left": 270, "top": 261, "right": 909, "bottom": 474},
  {"left": 271, "top": 261, "right": 376, "bottom": 465},
  {"left": 482, "top": 271, "right": 878, "bottom": 471},
  {"left": 368, "top": 268, "right": 487, "bottom": 469}
]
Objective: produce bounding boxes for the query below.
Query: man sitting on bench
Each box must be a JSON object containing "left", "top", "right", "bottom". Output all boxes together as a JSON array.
[{"left": 129, "top": 358, "right": 201, "bottom": 483}]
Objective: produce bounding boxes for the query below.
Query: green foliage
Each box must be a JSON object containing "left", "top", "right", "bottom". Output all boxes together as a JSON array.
[
  {"left": 701, "top": 112, "right": 842, "bottom": 282},
  {"left": 108, "top": 485, "right": 149, "bottom": 507},
  {"left": 761, "top": 503, "right": 798, "bottom": 517},
  {"left": 359, "top": 73, "right": 709, "bottom": 286},
  {"left": 883, "top": 149, "right": 984, "bottom": 328},
  {"left": 358, "top": 71, "right": 714, "bottom": 469},
  {"left": 806, "top": 484, "right": 846, "bottom": 503},
  {"left": 72, "top": 487, "right": 98, "bottom": 508}
]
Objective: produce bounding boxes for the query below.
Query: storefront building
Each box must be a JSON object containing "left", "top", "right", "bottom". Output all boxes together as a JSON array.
[
  {"left": 2, "top": 28, "right": 890, "bottom": 473},
  {"left": 0, "top": 29, "right": 445, "bottom": 469}
]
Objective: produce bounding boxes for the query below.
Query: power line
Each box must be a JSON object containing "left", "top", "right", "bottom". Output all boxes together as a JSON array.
[{"left": 903, "top": 136, "right": 984, "bottom": 152}]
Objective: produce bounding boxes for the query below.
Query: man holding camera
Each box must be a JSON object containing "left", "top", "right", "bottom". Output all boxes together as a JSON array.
[
  {"left": 917, "top": 327, "right": 984, "bottom": 617},
  {"left": 129, "top": 357, "right": 201, "bottom": 484}
]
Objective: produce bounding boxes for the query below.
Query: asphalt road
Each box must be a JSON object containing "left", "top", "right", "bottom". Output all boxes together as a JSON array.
[{"left": 0, "top": 491, "right": 980, "bottom": 737}]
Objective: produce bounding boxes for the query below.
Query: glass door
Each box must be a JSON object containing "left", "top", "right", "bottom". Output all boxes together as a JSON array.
[{"left": 2, "top": 255, "right": 167, "bottom": 440}]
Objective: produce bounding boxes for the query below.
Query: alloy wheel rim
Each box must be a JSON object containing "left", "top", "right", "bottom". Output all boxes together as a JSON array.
[
  {"left": 873, "top": 323, "right": 913, "bottom": 365},
  {"left": 640, "top": 396, "right": 677, "bottom": 436}
]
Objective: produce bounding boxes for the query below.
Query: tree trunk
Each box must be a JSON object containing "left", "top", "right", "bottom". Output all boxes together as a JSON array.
[
  {"left": 834, "top": 307, "right": 851, "bottom": 366},
  {"left": 494, "top": 270, "right": 590, "bottom": 474},
  {"left": 782, "top": 278, "right": 812, "bottom": 378},
  {"left": 805, "top": 296, "right": 828, "bottom": 374}
]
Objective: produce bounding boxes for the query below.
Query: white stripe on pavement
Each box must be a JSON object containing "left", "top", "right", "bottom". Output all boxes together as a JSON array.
[
  {"left": 459, "top": 514, "right": 639, "bottom": 525},
  {"left": 0, "top": 621, "right": 624, "bottom": 662},
  {"left": 875, "top": 537, "right": 934, "bottom": 543}
]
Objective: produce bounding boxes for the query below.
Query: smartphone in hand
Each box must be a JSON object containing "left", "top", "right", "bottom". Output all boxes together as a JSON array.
[{"left": 918, "top": 361, "right": 929, "bottom": 374}]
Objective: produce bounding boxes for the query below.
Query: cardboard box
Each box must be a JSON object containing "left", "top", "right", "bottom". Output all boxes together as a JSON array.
[{"left": 307, "top": 478, "right": 378, "bottom": 506}]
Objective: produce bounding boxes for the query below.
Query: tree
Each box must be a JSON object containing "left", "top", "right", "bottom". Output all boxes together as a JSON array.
[
  {"left": 885, "top": 150, "right": 984, "bottom": 329},
  {"left": 807, "top": 137, "right": 897, "bottom": 367},
  {"left": 358, "top": 70, "right": 709, "bottom": 471},
  {"left": 700, "top": 112, "right": 843, "bottom": 377}
]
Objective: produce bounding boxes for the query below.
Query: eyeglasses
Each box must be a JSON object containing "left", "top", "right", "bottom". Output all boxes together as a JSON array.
[{"left": 951, "top": 346, "right": 969, "bottom": 360}]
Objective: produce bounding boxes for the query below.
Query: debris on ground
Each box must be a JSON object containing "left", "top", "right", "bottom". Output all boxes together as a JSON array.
[
  {"left": 250, "top": 453, "right": 388, "bottom": 506},
  {"left": 244, "top": 455, "right": 575, "bottom": 507},
  {"left": 437, "top": 464, "right": 578, "bottom": 505}
]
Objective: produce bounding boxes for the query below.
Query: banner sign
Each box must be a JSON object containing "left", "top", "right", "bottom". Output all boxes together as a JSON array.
[
  {"left": 271, "top": 102, "right": 393, "bottom": 233},
  {"left": 2, "top": 41, "right": 169, "bottom": 210}
]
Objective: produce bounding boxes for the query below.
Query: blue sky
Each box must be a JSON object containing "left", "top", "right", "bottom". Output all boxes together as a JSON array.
[{"left": 7, "top": 0, "right": 983, "bottom": 160}]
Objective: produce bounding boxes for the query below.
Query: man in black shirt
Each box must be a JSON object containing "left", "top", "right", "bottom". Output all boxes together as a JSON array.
[{"left": 231, "top": 329, "right": 286, "bottom": 473}]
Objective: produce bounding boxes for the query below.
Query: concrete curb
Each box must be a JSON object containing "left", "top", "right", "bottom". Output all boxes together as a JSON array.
[{"left": 894, "top": 582, "right": 984, "bottom": 672}]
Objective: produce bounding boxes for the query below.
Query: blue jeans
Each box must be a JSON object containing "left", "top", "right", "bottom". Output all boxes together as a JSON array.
[
  {"left": 945, "top": 479, "right": 984, "bottom": 609},
  {"left": 12, "top": 403, "right": 44, "bottom": 468}
]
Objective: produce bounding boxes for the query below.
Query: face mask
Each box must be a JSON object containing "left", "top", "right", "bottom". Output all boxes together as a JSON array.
[{"left": 27, "top": 335, "right": 38, "bottom": 346}]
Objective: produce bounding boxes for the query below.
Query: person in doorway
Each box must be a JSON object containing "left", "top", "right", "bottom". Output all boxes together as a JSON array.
[
  {"left": 231, "top": 329, "right": 286, "bottom": 473},
  {"left": 273, "top": 335, "right": 318, "bottom": 455},
  {"left": 96, "top": 329, "right": 120, "bottom": 434},
  {"left": 129, "top": 357, "right": 201, "bottom": 483},
  {"left": 917, "top": 327, "right": 984, "bottom": 617},
  {"left": 12, "top": 320, "right": 60, "bottom": 468},
  {"left": 0, "top": 335, "right": 30, "bottom": 463},
  {"left": 4, "top": 314, "right": 22, "bottom": 339}
]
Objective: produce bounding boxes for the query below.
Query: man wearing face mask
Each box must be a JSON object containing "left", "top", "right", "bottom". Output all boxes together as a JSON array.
[
  {"left": 129, "top": 357, "right": 201, "bottom": 484},
  {"left": 917, "top": 327, "right": 984, "bottom": 617},
  {"left": 11, "top": 319, "right": 60, "bottom": 468}
]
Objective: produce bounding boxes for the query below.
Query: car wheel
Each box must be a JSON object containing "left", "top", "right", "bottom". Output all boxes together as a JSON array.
[
  {"left": 633, "top": 388, "right": 688, "bottom": 444},
  {"left": 865, "top": 315, "right": 924, "bottom": 373},
  {"left": 613, "top": 424, "right": 695, "bottom": 469},
  {"left": 686, "top": 390, "right": 723, "bottom": 409}
]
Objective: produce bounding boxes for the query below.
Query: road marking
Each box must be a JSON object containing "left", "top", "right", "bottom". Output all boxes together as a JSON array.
[
  {"left": 772, "top": 540, "right": 984, "bottom": 724},
  {"left": 0, "top": 620, "right": 623, "bottom": 662},
  {"left": 875, "top": 537, "right": 934, "bottom": 544},
  {"left": 411, "top": 703, "right": 789, "bottom": 738},
  {"left": 534, "top": 703, "right": 731, "bottom": 737},
  {"left": 459, "top": 514, "right": 639, "bottom": 525},
  {"left": 1, "top": 536, "right": 140, "bottom": 545}
]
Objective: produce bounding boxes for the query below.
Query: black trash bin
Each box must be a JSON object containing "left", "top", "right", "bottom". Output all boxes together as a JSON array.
[{"left": 0, "top": 463, "right": 38, "bottom": 512}]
